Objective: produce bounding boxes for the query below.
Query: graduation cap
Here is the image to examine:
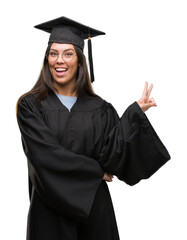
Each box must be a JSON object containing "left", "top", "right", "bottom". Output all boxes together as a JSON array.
[{"left": 34, "top": 16, "right": 105, "bottom": 83}]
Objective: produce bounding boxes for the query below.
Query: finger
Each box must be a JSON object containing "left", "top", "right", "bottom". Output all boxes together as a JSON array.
[
  {"left": 149, "top": 97, "right": 157, "bottom": 106},
  {"left": 108, "top": 175, "right": 114, "bottom": 181},
  {"left": 103, "top": 173, "right": 112, "bottom": 182},
  {"left": 106, "top": 173, "right": 113, "bottom": 177},
  {"left": 143, "top": 102, "right": 157, "bottom": 110},
  {"left": 142, "top": 82, "right": 148, "bottom": 98},
  {"left": 107, "top": 177, "right": 112, "bottom": 182},
  {"left": 108, "top": 175, "right": 113, "bottom": 182},
  {"left": 147, "top": 83, "right": 153, "bottom": 98}
]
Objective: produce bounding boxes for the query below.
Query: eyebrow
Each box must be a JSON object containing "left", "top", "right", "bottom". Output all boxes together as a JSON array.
[{"left": 50, "top": 48, "right": 74, "bottom": 52}]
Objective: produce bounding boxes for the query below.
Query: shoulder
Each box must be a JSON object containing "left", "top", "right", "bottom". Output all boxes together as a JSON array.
[
  {"left": 18, "top": 93, "right": 42, "bottom": 112},
  {"left": 78, "top": 94, "right": 113, "bottom": 112},
  {"left": 20, "top": 94, "right": 36, "bottom": 102},
  {"left": 78, "top": 94, "right": 119, "bottom": 121}
]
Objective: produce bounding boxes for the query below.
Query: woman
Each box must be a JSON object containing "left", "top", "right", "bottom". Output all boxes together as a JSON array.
[{"left": 17, "top": 16, "right": 170, "bottom": 240}]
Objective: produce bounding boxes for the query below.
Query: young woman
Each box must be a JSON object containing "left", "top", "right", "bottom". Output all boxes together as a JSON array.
[{"left": 17, "top": 16, "right": 170, "bottom": 240}]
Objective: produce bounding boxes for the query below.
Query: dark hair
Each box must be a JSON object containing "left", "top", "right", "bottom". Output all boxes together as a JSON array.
[{"left": 17, "top": 43, "right": 99, "bottom": 106}]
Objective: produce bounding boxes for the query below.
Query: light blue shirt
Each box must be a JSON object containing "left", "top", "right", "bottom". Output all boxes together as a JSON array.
[{"left": 56, "top": 93, "right": 77, "bottom": 112}]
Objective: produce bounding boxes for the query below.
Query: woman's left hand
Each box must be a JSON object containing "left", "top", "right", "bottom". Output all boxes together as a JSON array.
[
  {"left": 103, "top": 172, "right": 114, "bottom": 182},
  {"left": 137, "top": 82, "right": 157, "bottom": 113}
]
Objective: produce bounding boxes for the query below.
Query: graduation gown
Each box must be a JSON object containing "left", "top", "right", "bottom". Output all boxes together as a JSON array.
[{"left": 17, "top": 92, "right": 170, "bottom": 240}]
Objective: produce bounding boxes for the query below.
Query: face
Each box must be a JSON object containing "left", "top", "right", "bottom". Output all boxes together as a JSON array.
[{"left": 48, "top": 43, "right": 79, "bottom": 91}]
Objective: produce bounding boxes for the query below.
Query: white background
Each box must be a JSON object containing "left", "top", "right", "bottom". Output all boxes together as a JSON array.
[{"left": 1, "top": 0, "right": 187, "bottom": 239}]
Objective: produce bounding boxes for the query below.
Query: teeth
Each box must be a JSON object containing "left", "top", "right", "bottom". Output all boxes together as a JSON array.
[{"left": 56, "top": 68, "right": 67, "bottom": 72}]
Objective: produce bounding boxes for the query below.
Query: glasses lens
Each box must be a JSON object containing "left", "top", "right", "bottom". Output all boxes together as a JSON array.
[
  {"left": 47, "top": 50, "right": 75, "bottom": 62},
  {"left": 63, "top": 52, "right": 74, "bottom": 62},
  {"left": 48, "top": 51, "right": 58, "bottom": 62}
]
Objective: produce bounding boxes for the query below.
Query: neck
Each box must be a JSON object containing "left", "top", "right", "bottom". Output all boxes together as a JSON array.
[{"left": 53, "top": 82, "right": 77, "bottom": 97}]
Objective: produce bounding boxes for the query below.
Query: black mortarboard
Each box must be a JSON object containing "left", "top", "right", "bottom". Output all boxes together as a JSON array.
[{"left": 34, "top": 16, "right": 105, "bottom": 82}]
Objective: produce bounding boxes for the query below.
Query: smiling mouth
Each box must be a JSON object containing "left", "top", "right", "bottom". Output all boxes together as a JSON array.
[
  {"left": 54, "top": 68, "right": 68, "bottom": 77},
  {"left": 55, "top": 68, "right": 68, "bottom": 72}
]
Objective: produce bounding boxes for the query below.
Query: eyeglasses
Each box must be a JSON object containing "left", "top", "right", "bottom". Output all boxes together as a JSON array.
[{"left": 47, "top": 49, "right": 77, "bottom": 62}]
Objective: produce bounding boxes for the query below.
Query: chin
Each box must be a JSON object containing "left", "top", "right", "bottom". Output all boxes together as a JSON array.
[{"left": 53, "top": 77, "right": 76, "bottom": 87}]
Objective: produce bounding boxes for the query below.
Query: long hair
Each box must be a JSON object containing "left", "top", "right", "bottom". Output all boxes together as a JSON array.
[{"left": 17, "top": 43, "right": 99, "bottom": 106}]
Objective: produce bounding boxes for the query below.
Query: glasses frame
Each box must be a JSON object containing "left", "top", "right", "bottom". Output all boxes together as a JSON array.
[{"left": 46, "top": 49, "right": 77, "bottom": 63}]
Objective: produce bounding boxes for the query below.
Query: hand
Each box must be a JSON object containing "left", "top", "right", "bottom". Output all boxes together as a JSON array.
[
  {"left": 103, "top": 172, "right": 114, "bottom": 182},
  {"left": 137, "top": 82, "right": 157, "bottom": 112}
]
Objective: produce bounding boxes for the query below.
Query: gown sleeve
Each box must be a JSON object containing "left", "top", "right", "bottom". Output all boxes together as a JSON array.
[
  {"left": 99, "top": 101, "right": 171, "bottom": 186},
  {"left": 17, "top": 95, "right": 104, "bottom": 221}
]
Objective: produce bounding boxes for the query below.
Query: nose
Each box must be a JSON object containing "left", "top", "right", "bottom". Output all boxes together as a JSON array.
[{"left": 56, "top": 54, "right": 65, "bottom": 63}]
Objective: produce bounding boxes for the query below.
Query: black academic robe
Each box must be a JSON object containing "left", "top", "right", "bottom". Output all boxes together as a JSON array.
[{"left": 17, "top": 92, "right": 170, "bottom": 240}]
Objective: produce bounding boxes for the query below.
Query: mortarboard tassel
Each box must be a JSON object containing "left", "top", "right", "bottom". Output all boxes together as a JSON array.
[{"left": 88, "top": 36, "right": 95, "bottom": 83}]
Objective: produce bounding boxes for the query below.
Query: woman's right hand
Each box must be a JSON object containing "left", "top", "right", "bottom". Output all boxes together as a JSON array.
[{"left": 103, "top": 172, "right": 114, "bottom": 182}]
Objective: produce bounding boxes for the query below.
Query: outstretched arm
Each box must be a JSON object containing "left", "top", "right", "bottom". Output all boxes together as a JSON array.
[{"left": 99, "top": 83, "right": 170, "bottom": 185}]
